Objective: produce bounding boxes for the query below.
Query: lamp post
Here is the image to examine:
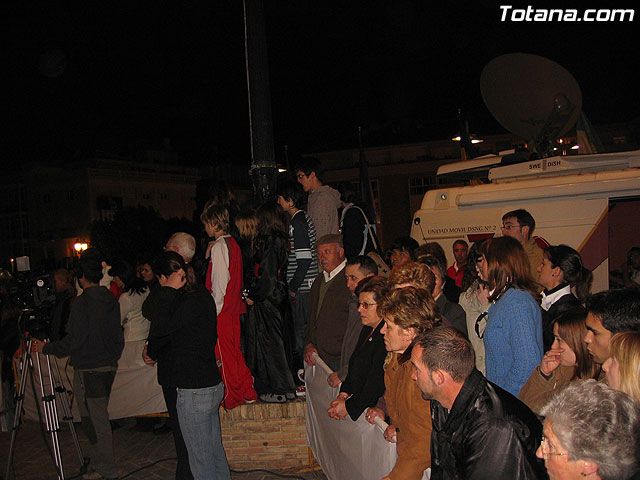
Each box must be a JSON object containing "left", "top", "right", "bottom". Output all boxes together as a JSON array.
[
  {"left": 243, "top": 0, "right": 277, "bottom": 203},
  {"left": 73, "top": 242, "right": 88, "bottom": 257}
]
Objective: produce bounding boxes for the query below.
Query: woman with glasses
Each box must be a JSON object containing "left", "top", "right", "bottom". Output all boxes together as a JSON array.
[
  {"left": 537, "top": 380, "right": 640, "bottom": 480},
  {"left": 603, "top": 331, "right": 640, "bottom": 403},
  {"left": 537, "top": 244, "right": 592, "bottom": 350},
  {"left": 327, "top": 276, "right": 388, "bottom": 421},
  {"left": 477, "top": 236, "right": 543, "bottom": 397},
  {"left": 519, "top": 311, "right": 599, "bottom": 413}
]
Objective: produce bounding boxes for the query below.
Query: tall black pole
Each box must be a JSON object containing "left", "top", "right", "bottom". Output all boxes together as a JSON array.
[{"left": 243, "top": 0, "right": 277, "bottom": 203}]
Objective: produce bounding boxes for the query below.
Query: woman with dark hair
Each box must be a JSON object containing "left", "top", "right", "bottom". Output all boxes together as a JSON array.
[
  {"left": 327, "top": 276, "right": 388, "bottom": 421},
  {"left": 108, "top": 260, "right": 163, "bottom": 429},
  {"left": 458, "top": 240, "right": 490, "bottom": 374},
  {"left": 519, "top": 311, "right": 599, "bottom": 413},
  {"left": 478, "top": 236, "right": 543, "bottom": 396},
  {"left": 145, "top": 251, "right": 230, "bottom": 480},
  {"left": 244, "top": 202, "right": 297, "bottom": 403},
  {"left": 234, "top": 209, "right": 260, "bottom": 291},
  {"left": 537, "top": 244, "right": 592, "bottom": 350},
  {"left": 109, "top": 260, "right": 150, "bottom": 343}
]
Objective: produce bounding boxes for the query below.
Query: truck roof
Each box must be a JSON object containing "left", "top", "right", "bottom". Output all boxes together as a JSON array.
[{"left": 436, "top": 149, "right": 640, "bottom": 183}]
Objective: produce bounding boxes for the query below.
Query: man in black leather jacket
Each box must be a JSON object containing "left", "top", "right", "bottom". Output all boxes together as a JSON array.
[{"left": 409, "top": 327, "right": 548, "bottom": 480}]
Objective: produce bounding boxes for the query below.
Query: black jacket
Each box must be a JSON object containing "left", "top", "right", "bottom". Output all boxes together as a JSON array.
[
  {"left": 44, "top": 286, "right": 124, "bottom": 369},
  {"left": 339, "top": 321, "right": 387, "bottom": 421},
  {"left": 436, "top": 295, "right": 468, "bottom": 337},
  {"left": 146, "top": 284, "right": 222, "bottom": 389},
  {"left": 431, "top": 369, "right": 547, "bottom": 480},
  {"left": 542, "top": 292, "right": 586, "bottom": 350}
]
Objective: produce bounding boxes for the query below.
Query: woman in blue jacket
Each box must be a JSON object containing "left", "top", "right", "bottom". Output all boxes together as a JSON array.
[{"left": 478, "top": 236, "right": 543, "bottom": 396}]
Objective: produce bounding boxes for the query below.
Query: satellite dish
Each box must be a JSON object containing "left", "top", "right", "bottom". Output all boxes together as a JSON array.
[{"left": 480, "top": 53, "right": 582, "bottom": 155}]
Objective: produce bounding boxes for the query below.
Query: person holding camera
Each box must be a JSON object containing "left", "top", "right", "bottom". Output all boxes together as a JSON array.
[{"left": 33, "top": 254, "right": 124, "bottom": 480}]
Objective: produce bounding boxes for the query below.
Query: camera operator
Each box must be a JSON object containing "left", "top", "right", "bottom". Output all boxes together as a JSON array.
[
  {"left": 49, "top": 268, "right": 76, "bottom": 341},
  {"left": 32, "top": 256, "right": 124, "bottom": 480}
]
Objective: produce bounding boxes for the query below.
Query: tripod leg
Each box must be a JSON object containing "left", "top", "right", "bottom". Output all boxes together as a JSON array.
[
  {"left": 48, "top": 346, "right": 85, "bottom": 468},
  {"left": 36, "top": 352, "right": 65, "bottom": 480},
  {"left": 4, "top": 340, "right": 33, "bottom": 480}
]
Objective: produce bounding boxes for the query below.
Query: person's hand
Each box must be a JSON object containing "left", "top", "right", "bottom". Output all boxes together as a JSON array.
[
  {"left": 142, "top": 345, "right": 156, "bottom": 366},
  {"left": 160, "top": 269, "right": 186, "bottom": 290},
  {"left": 476, "top": 283, "right": 490, "bottom": 305},
  {"left": 245, "top": 298, "right": 254, "bottom": 306},
  {"left": 327, "top": 395, "right": 348, "bottom": 420},
  {"left": 365, "top": 407, "right": 384, "bottom": 425},
  {"left": 31, "top": 339, "right": 48, "bottom": 354},
  {"left": 540, "top": 348, "right": 562, "bottom": 376},
  {"left": 304, "top": 344, "right": 317, "bottom": 366},
  {"left": 327, "top": 372, "right": 341, "bottom": 388},
  {"left": 289, "top": 290, "right": 296, "bottom": 298},
  {"left": 383, "top": 424, "right": 397, "bottom": 443}
]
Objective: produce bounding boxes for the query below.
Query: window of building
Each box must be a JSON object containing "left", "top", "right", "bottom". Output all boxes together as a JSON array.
[
  {"left": 160, "top": 193, "right": 169, "bottom": 200},
  {"left": 409, "top": 175, "right": 437, "bottom": 195},
  {"left": 142, "top": 193, "right": 151, "bottom": 200}
]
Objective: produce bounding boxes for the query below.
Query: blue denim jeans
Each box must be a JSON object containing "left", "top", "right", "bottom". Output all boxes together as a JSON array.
[{"left": 176, "top": 383, "right": 231, "bottom": 480}]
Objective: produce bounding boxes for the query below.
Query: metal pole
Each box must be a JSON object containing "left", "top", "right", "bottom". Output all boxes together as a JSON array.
[{"left": 243, "top": 0, "right": 278, "bottom": 203}]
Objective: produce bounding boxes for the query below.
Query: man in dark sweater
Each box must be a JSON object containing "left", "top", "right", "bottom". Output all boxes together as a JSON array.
[
  {"left": 304, "top": 234, "right": 352, "bottom": 371},
  {"left": 33, "top": 256, "right": 124, "bottom": 480}
]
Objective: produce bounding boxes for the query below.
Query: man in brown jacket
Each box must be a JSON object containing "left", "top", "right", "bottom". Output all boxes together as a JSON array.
[{"left": 304, "top": 234, "right": 352, "bottom": 371}]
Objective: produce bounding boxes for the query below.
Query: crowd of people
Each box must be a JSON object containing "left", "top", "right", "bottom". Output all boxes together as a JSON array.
[{"left": 19, "top": 156, "right": 640, "bottom": 480}]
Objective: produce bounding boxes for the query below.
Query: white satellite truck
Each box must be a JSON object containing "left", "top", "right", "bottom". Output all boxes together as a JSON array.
[
  {"left": 410, "top": 53, "right": 640, "bottom": 293},
  {"left": 410, "top": 149, "right": 640, "bottom": 292}
]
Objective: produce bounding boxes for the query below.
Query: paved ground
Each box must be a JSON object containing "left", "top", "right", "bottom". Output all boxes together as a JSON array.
[{"left": 0, "top": 418, "right": 327, "bottom": 480}]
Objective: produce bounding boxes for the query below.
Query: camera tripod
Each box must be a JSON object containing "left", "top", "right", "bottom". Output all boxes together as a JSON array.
[{"left": 4, "top": 335, "right": 86, "bottom": 480}]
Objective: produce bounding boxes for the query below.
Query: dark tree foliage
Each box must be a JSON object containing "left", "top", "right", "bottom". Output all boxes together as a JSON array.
[{"left": 89, "top": 206, "right": 195, "bottom": 265}]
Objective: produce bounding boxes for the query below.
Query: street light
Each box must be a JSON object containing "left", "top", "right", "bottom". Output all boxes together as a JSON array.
[{"left": 74, "top": 242, "right": 88, "bottom": 255}]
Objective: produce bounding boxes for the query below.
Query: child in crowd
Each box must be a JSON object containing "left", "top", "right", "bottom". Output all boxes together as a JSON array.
[{"left": 201, "top": 202, "right": 257, "bottom": 409}]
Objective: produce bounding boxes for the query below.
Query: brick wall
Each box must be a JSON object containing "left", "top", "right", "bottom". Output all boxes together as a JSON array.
[{"left": 220, "top": 399, "right": 310, "bottom": 470}]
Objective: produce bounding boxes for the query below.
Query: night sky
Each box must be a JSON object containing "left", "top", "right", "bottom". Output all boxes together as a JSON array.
[{"left": 6, "top": 1, "right": 639, "bottom": 168}]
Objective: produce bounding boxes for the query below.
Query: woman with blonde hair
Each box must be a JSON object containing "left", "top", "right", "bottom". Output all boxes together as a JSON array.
[
  {"left": 603, "top": 331, "right": 640, "bottom": 403},
  {"left": 478, "top": 236, "right": 543, "bottom": 396},
  {"left": 365, "top": 286, "right": 442, "bottom": 480}
]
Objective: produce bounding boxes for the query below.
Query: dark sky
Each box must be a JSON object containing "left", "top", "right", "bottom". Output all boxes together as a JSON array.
[{"left": 6, "top": 1, "right": 639, "bottom": 167}]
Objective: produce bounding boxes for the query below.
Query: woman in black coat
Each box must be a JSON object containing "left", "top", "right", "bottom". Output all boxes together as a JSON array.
[
  {"left": 244, "top": 202, "right": 297, "bottom": 403},
  {"left": 327, "top": 276, "right": 388, "bottom": 421}
]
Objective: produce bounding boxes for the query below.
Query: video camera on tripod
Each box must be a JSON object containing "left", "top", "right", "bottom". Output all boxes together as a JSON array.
[
  {"left": 3, "top": 256, "right": 86, "bottom": 480},
  {"left": 6, "top": 256, "right": 57, "bottom": 340}
]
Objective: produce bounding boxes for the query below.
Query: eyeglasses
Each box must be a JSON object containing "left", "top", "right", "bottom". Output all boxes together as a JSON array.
[
  {"left": 296, "top": 173, "right": 306, "bottom": 180},
  {"left": 358, "top": 301, "right": 377, "bottom": 309},
  {"left": 539, "top": 435, "right": 568, "bottom": 459},
  {"left": 501, "top": 223, "right": 522, "bottom": 231}
]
